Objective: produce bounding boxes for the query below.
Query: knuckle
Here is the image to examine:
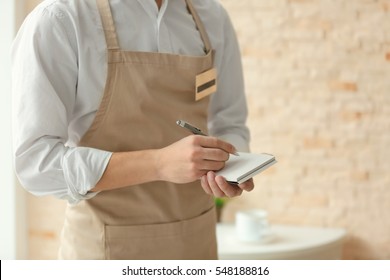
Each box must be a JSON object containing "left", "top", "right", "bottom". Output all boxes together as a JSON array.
[
  {"left": 215, "top": 149, "right": 228, "bottom": 160},
  {"left": 221, "top": 186, "right": 232, "bottom": 196},
  {"left": 232, "top": 191, "right": 240, "bottom": 198},
  {"left": 187, "top": 135, "right": 197, "bottom": 146},
  {"left": 189, "top": 148, "right": 201, "bottom": 161},
  {"left": 191, "top": 135, "right": 202, "bottom": 145},
  {"left": 229, "top": 187, "right": 242, "bottom": 197},
  {"left": 209, "top": 136, "right": 219, "bottom": 147},
  {"left": 225, "top": 190, "right": 235, "bottom": 198},
  {"left": 214, "top": 137, "right": 222, "bottom": 147}
]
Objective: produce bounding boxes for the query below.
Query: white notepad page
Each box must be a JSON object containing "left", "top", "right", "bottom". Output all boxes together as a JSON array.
[{"left": 215, "top": 152, "right": 276, "bottom": 184}]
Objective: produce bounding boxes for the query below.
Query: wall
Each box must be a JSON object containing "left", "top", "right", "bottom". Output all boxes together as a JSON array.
[
  {"left": 0, "top": 0, "right": 28, "bottom": 260},
  {"left": 22, "top": 0, "right": 390, "bottom": 259},
  {"left": 25, "top": 0, "right": 41, "bottom": 14},
  {"left": 220, "top": 0, "right": 390, "bottom": 260}
]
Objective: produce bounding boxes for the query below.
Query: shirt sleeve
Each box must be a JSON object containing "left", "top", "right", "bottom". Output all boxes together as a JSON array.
[
  {"left": 11, "top": 6, "right": 112, "bottom": 204},
  {"left": 208, "top": 7, "right": 251, "bottom": 152}
]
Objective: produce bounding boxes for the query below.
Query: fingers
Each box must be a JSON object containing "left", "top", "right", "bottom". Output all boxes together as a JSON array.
[
  {"left": 186, "top": 135, "right": 232, "bottom": 172},
  {"left": 238, "top": 178, "right": 255, "bottom": 192},
  {"left": 200, "top": 172, "right": 225, "bottom": 197},
  {"left": 200, "top": 172, "right": 254, "bottom": 198},
  {"left": 191, "top": 135, "right": 237, "bottom": 156},
  {"left": 200, "top": 175, "right": 212, "bottom": 195},
  {"left": 199, "top": 159, "right": 225, "bottom": 171},
  {"left": 200, "top": 172, "right": 244, "bottom": 198},
  {"left": 202, "top": 148, "right": 230, "bottom": 162},
  {"left": 216, "top": 175, "right": 243, "bottom": 197},
  {"left": 159, "top": 135, "right": 239, "bottom": 184}
]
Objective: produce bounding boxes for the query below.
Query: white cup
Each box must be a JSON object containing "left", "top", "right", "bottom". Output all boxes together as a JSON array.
[{"left": 235, "top": 209, "right": 269, "bottom": 242}]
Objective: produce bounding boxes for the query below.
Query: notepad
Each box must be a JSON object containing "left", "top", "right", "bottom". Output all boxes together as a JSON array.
[{"left": 215, "top": 152, "right": 277, "bottom": 184}]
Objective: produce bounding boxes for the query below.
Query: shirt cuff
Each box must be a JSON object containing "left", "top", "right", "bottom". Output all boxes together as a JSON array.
[{"left": 62, "top": 147, "right": 112, "bottom": 204}]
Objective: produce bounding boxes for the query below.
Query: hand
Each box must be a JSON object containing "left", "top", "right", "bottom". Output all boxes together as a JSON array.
[
  {"left": 200, "top": 171, "right": 254, "bottom": 198},
  {"left": 156, "top": 135, "right": 237, "bottom": 184}
]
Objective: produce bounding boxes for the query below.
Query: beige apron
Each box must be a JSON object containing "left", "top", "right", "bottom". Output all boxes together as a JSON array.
[{"left": 58, "top": 0, "right": 218, "bottom": 259}]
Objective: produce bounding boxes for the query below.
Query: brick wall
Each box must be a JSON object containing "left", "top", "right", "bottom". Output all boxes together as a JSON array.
[
  {"left": 220, "top": 0, "right": 390, "bottom": 259},
  {"left": 24, "top": 0, "right": 390, "bottom": 259}
]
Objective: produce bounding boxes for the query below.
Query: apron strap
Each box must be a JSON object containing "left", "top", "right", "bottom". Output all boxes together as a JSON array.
[
  {"left": 96, "top": 0, "right": 211, "bottom": 53},
  {"left": 96, "top": 0, "right": 120, "bottom": 50},
  {"left": 185, "top": 0, "right": 212, "bottom": 54}
]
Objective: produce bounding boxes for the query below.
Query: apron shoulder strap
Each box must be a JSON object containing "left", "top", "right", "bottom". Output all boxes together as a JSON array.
[
  {"left": 185, "top": 0, "right": 212, "bottom": 54},
  {"left": 96, "top": 0, "right": 120, "bottom": 50},
  {"left": 96, "top": 0, "right": 212, "bottom": 53}
]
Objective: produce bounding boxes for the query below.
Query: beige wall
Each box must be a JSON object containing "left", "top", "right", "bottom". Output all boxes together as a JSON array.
[
  {"left": 220, "top": 0, "right": 390, "bottom": 260},
  {"left": 23, "top": 0, "right": 390, "bottom": 259},
  {"left": 25, "top": 0, "right": 42, "bottom": 13}
]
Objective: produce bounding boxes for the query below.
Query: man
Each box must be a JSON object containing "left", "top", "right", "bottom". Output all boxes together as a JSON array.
[{"left": 12, "top": 0, "right": 253, "bottom": 259}]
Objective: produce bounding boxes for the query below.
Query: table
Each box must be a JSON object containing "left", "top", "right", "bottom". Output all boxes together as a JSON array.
[{"left": 217, "top": 223, "right": 346, "bottom": 260}]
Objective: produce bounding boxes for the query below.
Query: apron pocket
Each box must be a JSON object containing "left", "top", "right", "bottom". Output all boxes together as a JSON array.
[{"left": 104, "top": 207, "right": 217, "bottom": 260}]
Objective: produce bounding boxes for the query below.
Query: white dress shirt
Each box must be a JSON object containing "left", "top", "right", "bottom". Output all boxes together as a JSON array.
[{"left": 12, "top": 0, "right": 250, "bottom": 204}]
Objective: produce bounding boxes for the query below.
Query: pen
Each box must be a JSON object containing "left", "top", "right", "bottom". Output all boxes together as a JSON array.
[
  {"left": 176, "top": 120, "right": 207, "bottom": 136},
  {"left": 176, "top": 120, "right": 239, "bottom": 156}
]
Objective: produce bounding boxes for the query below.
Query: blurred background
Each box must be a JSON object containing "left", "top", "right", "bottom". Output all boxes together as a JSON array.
[{"left": 1, "top": 0, "right": 389, "bottom": 259}]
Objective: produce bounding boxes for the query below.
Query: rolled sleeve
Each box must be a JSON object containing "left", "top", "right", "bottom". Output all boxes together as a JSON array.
[
  {"left": 62, "top": 148, "right": 112, "bottom": 204},
  {"left": 12, "top": 5, "right": 111, "bottom": 204}
]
